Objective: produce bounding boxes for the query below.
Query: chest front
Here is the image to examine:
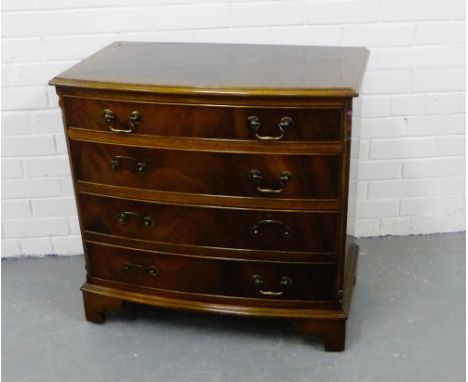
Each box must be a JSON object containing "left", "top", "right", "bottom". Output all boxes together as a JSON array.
[{"left": 50, "top": 41, "right": 368, "bottom": 351}]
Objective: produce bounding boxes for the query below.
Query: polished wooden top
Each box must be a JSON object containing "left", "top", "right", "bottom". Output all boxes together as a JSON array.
[{"left": 50, "top": 42, "right": 369, "bottom": 97}]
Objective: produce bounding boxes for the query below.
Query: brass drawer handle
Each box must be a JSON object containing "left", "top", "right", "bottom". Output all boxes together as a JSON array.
[
  {"left": 123, "top": 262, "right": 159, "bottom": 277},
  {"left": 142, "top": 216, "right": 154, "bottom": 227},
  {"left": 110, "top": 156, "right": 146, "bottom": 173},
  {"left": 252, "top": 275, "right": 293, "bottom": 296},
  {"left": 249, "top": 169, "right": 292, "bottom": 194},
  {"left": 147, "top": 265, "right": 159, "bottom": 277},
  {"left": 247, "top": 116, "right": 293, "bottom": 141},
  {"left": 250, "top": 219, "right": 292, "bottom": 238},
  {"left": 117, "top": 211, "right": 154, "bottom": 227},
  {"left": 123, "top": 262, "right": 143, "bottom": 272},
  {"left": 103, "top": 109, "right": 141, "bottom": 133}
]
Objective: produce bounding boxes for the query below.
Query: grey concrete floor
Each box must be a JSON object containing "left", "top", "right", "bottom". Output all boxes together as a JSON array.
[{"left": 2, "top": 233, "right": 465, "bottom": 382}]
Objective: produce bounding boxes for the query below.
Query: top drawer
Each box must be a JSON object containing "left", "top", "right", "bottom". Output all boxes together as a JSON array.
[{"left": 62, "top": 97, "right": 343, "bottom": 142}]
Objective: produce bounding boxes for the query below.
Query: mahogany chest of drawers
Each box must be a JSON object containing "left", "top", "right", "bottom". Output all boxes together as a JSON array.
[{"left": 49, "top": 42, "right": 369, "bottom": 351}]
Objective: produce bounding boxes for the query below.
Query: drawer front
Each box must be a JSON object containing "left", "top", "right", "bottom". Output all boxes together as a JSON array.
[
  {"left": 64, "top": 97, "right": 343, "bottom": 142},
  {"left": 71, "top": 140, "right": 341, "bottom": 200},
  {"left": 86, "top": 242, "right": 336, "bottom": 301},
  {"left": 79, "top": 194, "right": 338, "bottom": 252}
]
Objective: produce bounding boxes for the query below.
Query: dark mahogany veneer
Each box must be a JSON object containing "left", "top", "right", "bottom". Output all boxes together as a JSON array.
[{"left": 50, "top": 42, "right": 369, "bottom": 351}]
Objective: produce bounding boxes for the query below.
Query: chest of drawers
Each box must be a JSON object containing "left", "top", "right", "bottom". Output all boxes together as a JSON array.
[{"left": 50, "top": 42, "right": 368, "bottom": 351}]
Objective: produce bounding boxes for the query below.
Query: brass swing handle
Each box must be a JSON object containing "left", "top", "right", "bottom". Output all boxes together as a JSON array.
[
  {"left": 103, "top": 109, "right": 141, "bottom": 133},
  {"left": 123, "top": 262, "right": 159, "bottom": 276},
  {"left": 247, "top": 116, "right": 293, "bottom": 141},
  {"left": 250, "top": 219, "right": 292, "bottom": 238},
  {"left": 252, "top": 274, "right": 293, "bottom": 296},
  {"left": 249, "top": 169, "right": 292, "bottom": 194},
  {"left": 110, "top": 156, "right": 146, "bottom": 173},
  {"left": 117, "top": 211, "right": 154, "bottom": 227}
]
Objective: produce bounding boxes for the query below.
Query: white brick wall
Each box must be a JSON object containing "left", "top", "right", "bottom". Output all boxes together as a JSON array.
[{"left": 1, "top": 0, "right": 465, "bottom": 257}]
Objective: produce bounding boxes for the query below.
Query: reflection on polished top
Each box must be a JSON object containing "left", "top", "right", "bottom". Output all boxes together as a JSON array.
[{"left": 50, "top": 41, "right": 369, "bottom": 96}]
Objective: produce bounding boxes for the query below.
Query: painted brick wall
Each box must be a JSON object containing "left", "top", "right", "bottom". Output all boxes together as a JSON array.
[{"left": 1, "top": 0, "right": 465, "bottom": 257}]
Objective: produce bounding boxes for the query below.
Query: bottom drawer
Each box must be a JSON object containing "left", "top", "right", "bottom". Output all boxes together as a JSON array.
[{"left": 86, "top": 242, "right": 336, "bottom": 301}]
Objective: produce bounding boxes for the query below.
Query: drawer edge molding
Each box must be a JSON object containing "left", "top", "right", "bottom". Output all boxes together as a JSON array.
[
  {"left": 62, "top": 93, "right": 349, "bottom": 108},
  {"left": 52, "top": 78, "right": 358, "bottom": 98},
  {"left": 81, "top": 283, "right": 347, "bottom": 319},
  {"left": 84, "top": 236, "right": 337, "bottom": 264},
  {"left": 76, "top": 181, "right": 341, "bottom": 211},
  {"left": 77, "top": 188, "right": 341, "bottom": 213},
  {"left": 57, "top": 88, "right": 351, "bottom": 108},
  {"left": 67, "top": 128, "right": 344, "bottom": 154}
]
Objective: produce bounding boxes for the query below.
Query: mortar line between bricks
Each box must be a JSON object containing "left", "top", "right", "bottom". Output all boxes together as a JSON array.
[
  {"left": 1, "top": 35, "right": 464, "bottom": 44},
  {"left": 2, "top": 4, "right": 228, "bottom": 14},
  {"left": 360, "top": 113, "right": 466, "bottom": 119}
]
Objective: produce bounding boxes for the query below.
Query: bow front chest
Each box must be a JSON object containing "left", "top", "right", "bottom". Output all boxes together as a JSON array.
[{"left": 50, "top": 42, "right": 369, "bottom": 351}]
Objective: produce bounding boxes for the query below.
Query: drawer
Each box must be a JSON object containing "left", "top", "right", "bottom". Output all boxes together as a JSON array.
[
  {"left": 86, "top": 242, "right": 336, "bottom": 301},
  {"left": 63, "top": 97, "right": 343, "bottom": 142},
  {"left": 79, "top": 194, "right": 338, "bottom": 253},
  {"left": 71, "top": 141, "right": 341, "bottom": 200}
]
